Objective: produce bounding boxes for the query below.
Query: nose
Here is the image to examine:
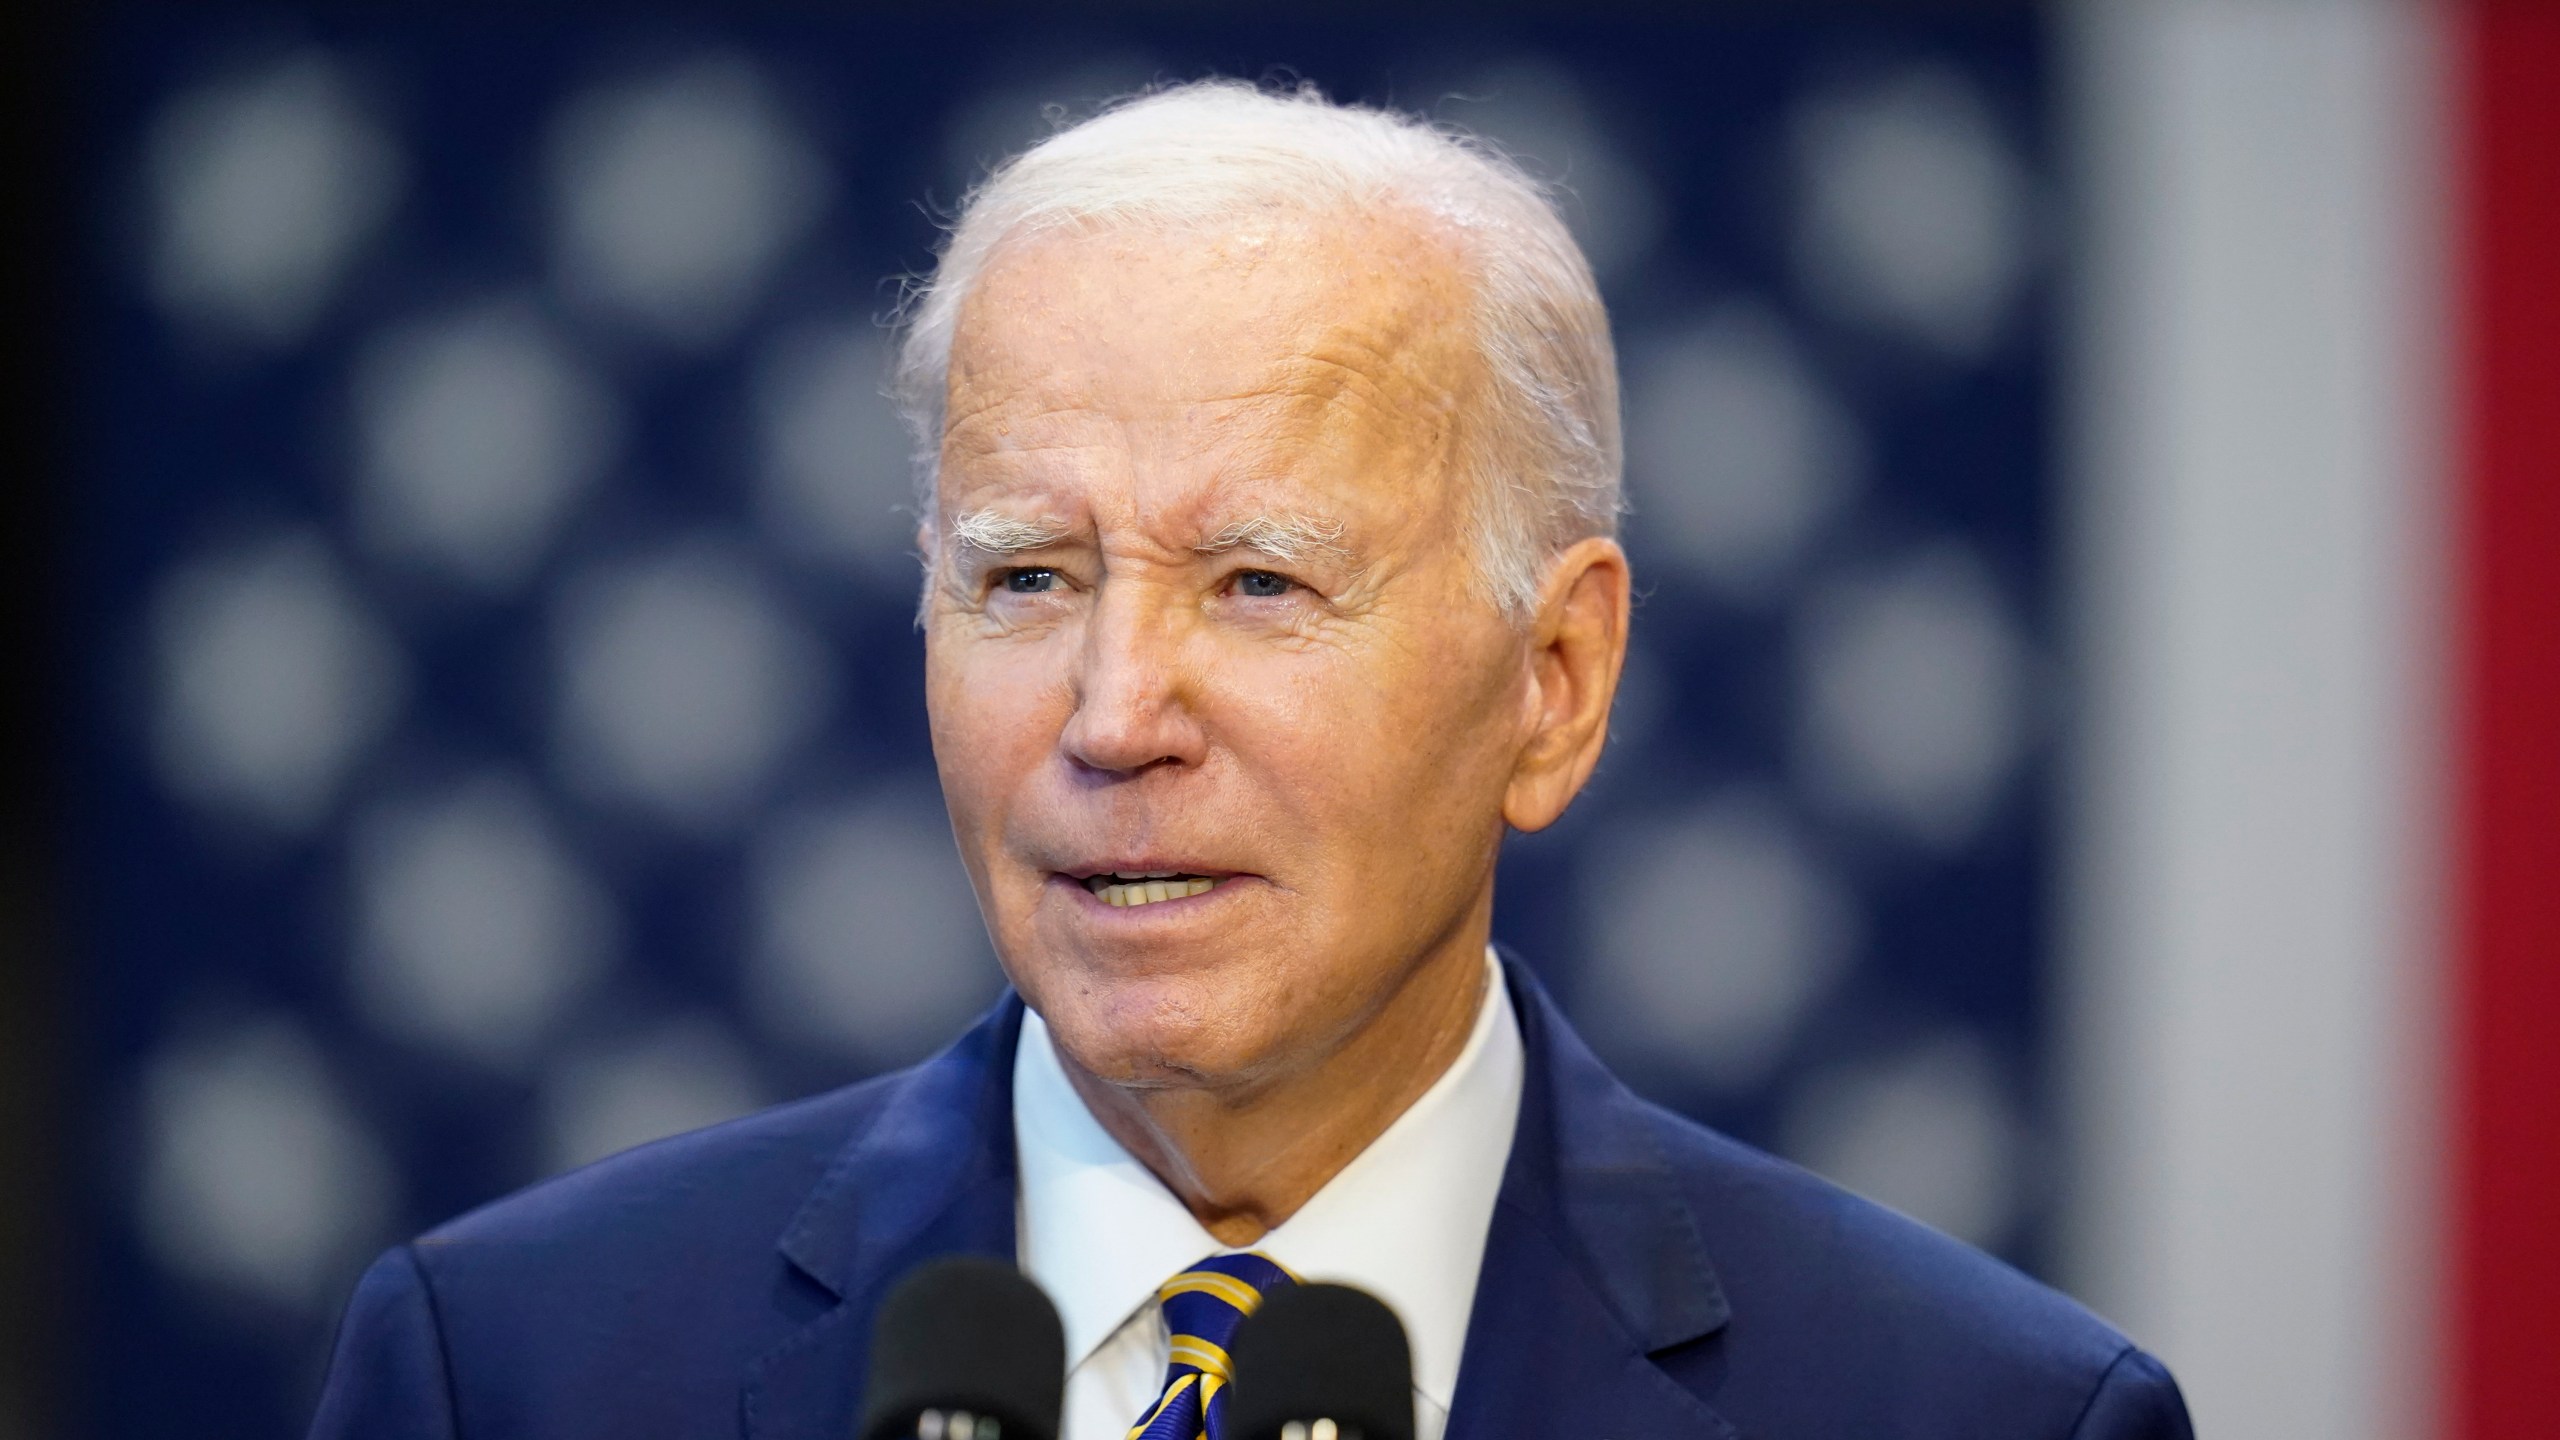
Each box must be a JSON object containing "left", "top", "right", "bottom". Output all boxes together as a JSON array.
[{"left": 1058, "top": 580, "right": 1207, "bottom": 777}]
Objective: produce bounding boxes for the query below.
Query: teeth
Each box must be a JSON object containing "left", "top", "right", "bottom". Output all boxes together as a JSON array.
[{"left": 1085, "top": 875, "right": 1220, "bottom": 907}]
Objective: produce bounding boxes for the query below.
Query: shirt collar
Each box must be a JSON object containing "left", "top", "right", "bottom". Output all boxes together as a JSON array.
[{"left": 1012, "top": 948, "right": 1525, "bottom": 1415}]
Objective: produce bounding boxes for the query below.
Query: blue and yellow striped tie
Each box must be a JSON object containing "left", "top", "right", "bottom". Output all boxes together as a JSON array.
[{"left": 1126, "top": 1252, "right": 1295, "bottom": 1440}]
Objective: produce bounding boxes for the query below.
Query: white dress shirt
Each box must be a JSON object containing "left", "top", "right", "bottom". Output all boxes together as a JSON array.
[{"left": 1012, "top": 949, "right": 1524, "bottom": 1440}]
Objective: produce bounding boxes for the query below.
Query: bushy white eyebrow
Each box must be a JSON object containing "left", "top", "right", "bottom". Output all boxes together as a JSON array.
[
  {"left": 1195, "top": 512, "right": 1350, "bottom": 566},
  {"left": 948, "top": 509, "right": 1073, "bottom": 557}
]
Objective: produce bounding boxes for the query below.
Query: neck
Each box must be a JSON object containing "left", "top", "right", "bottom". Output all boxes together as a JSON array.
[{"left": 1057, "top": 912, "right": 1494, "bottom": 1248}]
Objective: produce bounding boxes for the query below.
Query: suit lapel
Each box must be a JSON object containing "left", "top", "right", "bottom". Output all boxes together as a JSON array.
[
  {"left": 1445, "top": 958, "right": 1738, "bottom": 1440},
  {"left": 742, "top": 999, "right": 1026, "bottom": 1440},
  {"left": 738, "top": 962, "right": 1738, "bottom": 1439}
]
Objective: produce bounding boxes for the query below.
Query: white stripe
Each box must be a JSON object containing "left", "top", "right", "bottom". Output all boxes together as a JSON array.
[{"left": 2058, "top": 2, "right": 2447, "bottom": 1437}]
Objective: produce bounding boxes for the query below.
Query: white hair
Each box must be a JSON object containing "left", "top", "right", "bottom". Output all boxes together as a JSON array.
[{"left": 893, "top": 79, "right": 1623, "bottom": 617}]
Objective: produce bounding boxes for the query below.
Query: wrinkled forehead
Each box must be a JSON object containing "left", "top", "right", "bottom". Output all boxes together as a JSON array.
[{"left": 941, "top": 207, "right": 1483, "bottom": 464}]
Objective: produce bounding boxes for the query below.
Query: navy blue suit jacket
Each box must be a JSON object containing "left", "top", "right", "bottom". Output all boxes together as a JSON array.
[{"left": 311, "top": 958, "right": 2192, "bottom": 1439}]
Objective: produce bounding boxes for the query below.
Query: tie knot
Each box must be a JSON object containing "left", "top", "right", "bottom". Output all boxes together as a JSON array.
[
  {"left": 1157, "top": 1252, "right": 1295, "bottom": 1382},
  {"left": 1128, "top": 1253, "right": 1296, "bottom": 1440}
]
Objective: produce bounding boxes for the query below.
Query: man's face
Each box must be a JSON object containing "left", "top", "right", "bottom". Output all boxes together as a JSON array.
[{"left": 923, "top": 209, "right": 1535, "bottom": 1093}]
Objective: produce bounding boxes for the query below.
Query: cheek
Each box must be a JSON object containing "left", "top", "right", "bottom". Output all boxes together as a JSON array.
[
  {"left": 1209, "top": 628, "right": 1518, "bottom": 861},
  {"left": 927, "top": 639, "right": 1065, "bottom": 848}
]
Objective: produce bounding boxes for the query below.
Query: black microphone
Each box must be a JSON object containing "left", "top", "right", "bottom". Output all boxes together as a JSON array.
[
  {"left": 859, "top": 1255, "right": 1066, "bottom": 1440},
  {"left": 1226, "top": 1283, "right": 1416, "bottom": 1440}
]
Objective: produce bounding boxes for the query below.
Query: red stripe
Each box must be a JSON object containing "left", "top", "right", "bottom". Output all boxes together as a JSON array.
[{"left": 2451, "top": 4, "right": 2560, "bottom": 1436}]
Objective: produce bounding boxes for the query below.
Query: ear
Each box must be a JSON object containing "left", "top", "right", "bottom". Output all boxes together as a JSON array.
[{"left": 1503, "top": 536, "right": 1631, "bottom": 833}]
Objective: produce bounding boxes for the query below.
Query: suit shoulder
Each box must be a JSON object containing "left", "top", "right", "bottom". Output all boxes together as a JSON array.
[
  {"left": 1638, "top": 1098, "right": 2135, "bottom": 1383},
  {"left": 315, "top": 1074, "right": 923, "bottom": 1439},
  {"left": 1624, "top": 1101, "right": 2195, "bottom": 1433}
]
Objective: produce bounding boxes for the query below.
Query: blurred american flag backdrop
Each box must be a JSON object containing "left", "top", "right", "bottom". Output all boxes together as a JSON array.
[{"left": 5, "top": 4, "right": 2551, "bottom": 1439}]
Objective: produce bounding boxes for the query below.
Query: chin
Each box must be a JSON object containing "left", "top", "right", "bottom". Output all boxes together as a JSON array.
[{"left": 1030, "top": 966, "right": 1289, "bottom": 1089}]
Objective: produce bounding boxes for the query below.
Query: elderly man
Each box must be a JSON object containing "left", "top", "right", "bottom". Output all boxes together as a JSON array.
[{"left": 311, "top": 83, "right": 2190, "bottom": 1440}]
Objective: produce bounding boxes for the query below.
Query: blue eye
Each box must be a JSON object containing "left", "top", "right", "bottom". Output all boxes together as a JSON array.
[
  {"left": 1001, "top": 568, "right": 1059, "bottom": 594},
  {"left": 1233, "top": 570, "right": 1294, "bottom": 598}
]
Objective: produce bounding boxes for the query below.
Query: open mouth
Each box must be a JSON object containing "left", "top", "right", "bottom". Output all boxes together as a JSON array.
[{"left": 1078, "top": 871, "right": 1224, "bottom": 908}]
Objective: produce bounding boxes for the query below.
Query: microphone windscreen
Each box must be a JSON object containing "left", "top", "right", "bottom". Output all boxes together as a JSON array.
[
  {"left": 859, "top": 1255, "right": 1066, "bottom": 1440},
  {"left": 1226, "top": 1282, "right": 1415, "bottom": 1440}
]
